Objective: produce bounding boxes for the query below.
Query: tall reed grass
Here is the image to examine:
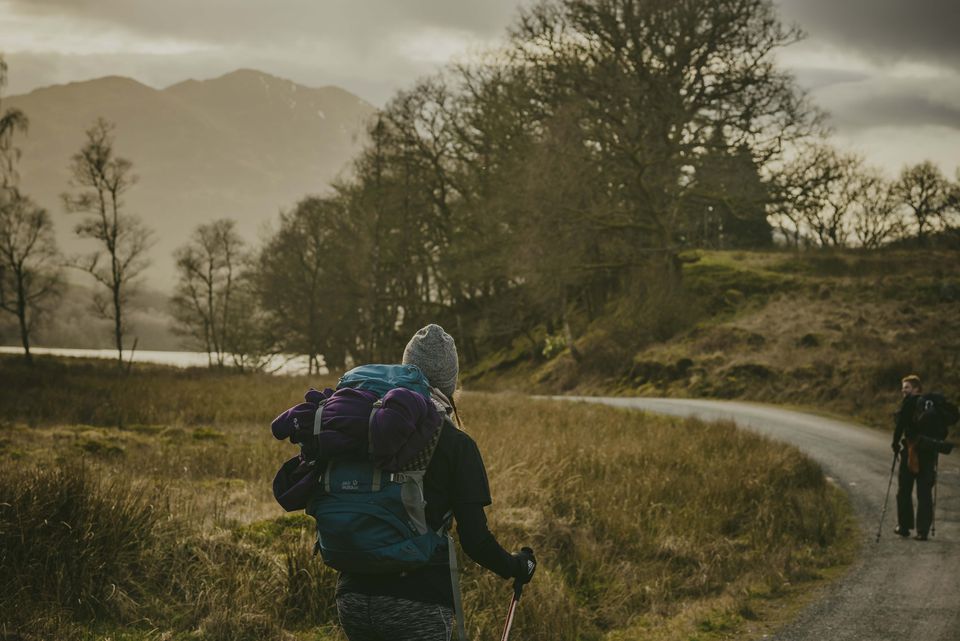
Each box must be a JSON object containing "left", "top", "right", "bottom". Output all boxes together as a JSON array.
[{"left": 0, "top": 361, "right": 854, "bottom": 640}]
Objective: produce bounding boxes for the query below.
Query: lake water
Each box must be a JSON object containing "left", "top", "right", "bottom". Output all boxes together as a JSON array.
[{"left": 0, "top": 346, "right": 321, "bottom": 375}]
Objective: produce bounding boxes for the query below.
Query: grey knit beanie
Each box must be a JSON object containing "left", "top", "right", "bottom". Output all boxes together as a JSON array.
[{"left": 402, "top": 324, "right": 459, "bottom": 398}]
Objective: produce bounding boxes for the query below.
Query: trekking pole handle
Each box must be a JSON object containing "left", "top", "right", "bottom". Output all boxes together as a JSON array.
[{"left": 516, "top": 545, "right": 535, "bottom": 598}]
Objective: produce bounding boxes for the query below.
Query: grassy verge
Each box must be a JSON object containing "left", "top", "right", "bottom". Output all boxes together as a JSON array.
[
  {"left": 467, "top": 248, "right": 960, "bottom": 432},
  {"left": 0, "top": 360, "right": 855, "bottom": 640}
]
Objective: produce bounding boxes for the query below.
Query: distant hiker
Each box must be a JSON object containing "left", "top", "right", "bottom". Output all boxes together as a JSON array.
[
  {"left": 331, "top": 324, "right": 536, "bottom": 641},
  {"left": 892, "top": 374, "right": 958, "bottom": 541}
]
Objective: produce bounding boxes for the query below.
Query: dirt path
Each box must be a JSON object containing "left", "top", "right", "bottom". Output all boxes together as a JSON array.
[{"left": 563, "top": 397, "right": 960, "bottom": 641}]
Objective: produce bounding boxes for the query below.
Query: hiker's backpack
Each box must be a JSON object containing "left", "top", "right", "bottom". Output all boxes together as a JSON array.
[
  {"left": 306, "top": 363, "right": 450, "bottom": 574},
  {"left": 913, "top": 393, "right": 959, "bottom": 440},
  {"left": 308, "top": 463, "right": 449, "bottom": 573},
  {"left": 272, "top": 363, "right": 470, "bottom": 641},
  {"left": 337, "top": 363, "right": 432, "bottom": 399}
]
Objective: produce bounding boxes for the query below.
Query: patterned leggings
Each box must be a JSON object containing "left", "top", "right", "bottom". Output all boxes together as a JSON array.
[{"left": 336, "top": 593, "right": 454, "bottom": 641}]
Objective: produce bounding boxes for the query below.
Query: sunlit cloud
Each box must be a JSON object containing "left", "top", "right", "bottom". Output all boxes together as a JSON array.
[
  {"left": 834, "top": 125, "right": 960, "bottom": 176},
  {"left": 0, "top": 1, "right": 216, "bottom": 56},
  {"left": 392, "top": 26, "right": 494, "bottom": 65}
]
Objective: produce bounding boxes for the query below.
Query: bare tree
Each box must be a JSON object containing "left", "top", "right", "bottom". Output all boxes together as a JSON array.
[
  {"left": 0, "top": 55, "right": 29, "bottom": 190},
  {"left": 768, "top": 144, "right": 836, "bottom": 247},
  {"left": 0, "top": 55, "right": 59, "bottom": 365},
  {"left": 892, "top": 161, "right": 955, "bottom": 244},
  {"left": 809, "top": 153, "right": 860, "bottom": 248},
  {"left": 0, "top": 192, "right": 61, "bottom": 364},
  {"left": 62, "top": 118, "right": 154, "bottom": 368},
  {"left": 770, "top": 144, "right": 885, "bottom": 248},
  {"left": 850, "top": 173, "right": 904, "bottom": 249},
  {"left": 171, "top": 219, "right": 244, "bottom": 368}
]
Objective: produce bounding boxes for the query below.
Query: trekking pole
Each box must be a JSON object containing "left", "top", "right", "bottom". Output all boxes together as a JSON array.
[
  {"left": 499, "top": 579, "right": 524, "bottom": 641},
  {"left": 931, "top": 458, "right": 939, "bottom": 538},
  {"left": 876, "top": 452, "right": 899, "bottom": 543}
]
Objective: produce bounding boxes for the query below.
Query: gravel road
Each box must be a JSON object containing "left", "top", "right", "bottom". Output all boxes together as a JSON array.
[{"left": 561, "top": 397, "right": 960, "bottom": 641}]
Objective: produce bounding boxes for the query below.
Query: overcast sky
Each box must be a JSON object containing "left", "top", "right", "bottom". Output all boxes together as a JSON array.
[{"left": 1, "top": 0, "right": 958, "bottom": 177}]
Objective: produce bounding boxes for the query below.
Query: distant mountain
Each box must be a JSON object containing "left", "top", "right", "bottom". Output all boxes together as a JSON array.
[{"left": 5, "top": 69, "right": 377, "bottom": 289}]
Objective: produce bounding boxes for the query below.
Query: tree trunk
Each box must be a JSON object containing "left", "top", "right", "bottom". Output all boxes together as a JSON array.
[
  {"left": 221, "top": 256, "right": 233, "bottom": 369},
  {"left": 563, "top": 314, "right": 580, "bottom": 362},
  {"left": 16, "top": 271, "right": 32, "bottom": 366},
  {"left": 113, "top": 289, "right": 123, "bottom": 368},
  {"left": 561, "top": 290, "right": 581, "bottom": 362},
  {"left": 205, "top": 320, "right": 213, "bottom": 367}
]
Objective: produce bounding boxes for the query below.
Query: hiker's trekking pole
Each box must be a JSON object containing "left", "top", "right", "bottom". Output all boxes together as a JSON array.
[
  {"left": 932, "top": 458, "right": 939, "bottom": 538},
  {"left": 499, "top": 579, "right": 524, "bottom": 641},
  {"left": 876, "top": 451, "right": 899, "bottom": 543}
]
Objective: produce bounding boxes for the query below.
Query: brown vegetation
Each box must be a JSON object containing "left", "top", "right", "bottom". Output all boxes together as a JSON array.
[
  {"left": 0, "top": 359, "right": 854, "bottom": 640},
  {"left": 477, "top": 248, "right": 960, "bottom": 431}
]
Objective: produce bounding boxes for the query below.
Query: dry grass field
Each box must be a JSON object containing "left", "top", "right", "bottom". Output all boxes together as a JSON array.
[{"left": 0, "top": 357, "right": 854, "bottom": 640}]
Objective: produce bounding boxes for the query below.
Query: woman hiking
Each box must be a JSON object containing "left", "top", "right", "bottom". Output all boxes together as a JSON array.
[{"left": 334, "top": 323, "right": 537, "bottom": 641}]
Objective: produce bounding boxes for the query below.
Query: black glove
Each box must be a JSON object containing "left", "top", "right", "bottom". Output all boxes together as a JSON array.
[
  {"left": 512, "top": 547, "right": 537, "bottom": 585},
  {"left": 891, "top": 442, "right": 901, "bottom": 456}
]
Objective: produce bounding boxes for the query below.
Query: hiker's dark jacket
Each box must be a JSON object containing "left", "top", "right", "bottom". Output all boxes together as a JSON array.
[
  {"left": 894, "top": 394, "right": 937, "bottom": 535},
  {"left": 336, "top": 419, "right": 516, "bottom": 608},
  {"left": 893, "top": 394, "right": 920, "bottom": 448}
]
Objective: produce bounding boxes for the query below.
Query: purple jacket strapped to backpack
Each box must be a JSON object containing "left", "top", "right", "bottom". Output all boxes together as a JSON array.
[{"left": 270, "top": 386, "right": 442, "bottom": 511}]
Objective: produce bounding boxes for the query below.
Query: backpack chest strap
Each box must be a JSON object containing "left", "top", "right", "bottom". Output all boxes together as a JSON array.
[{"left": 368, "top": 399, "right": 382, "bottom": 459}]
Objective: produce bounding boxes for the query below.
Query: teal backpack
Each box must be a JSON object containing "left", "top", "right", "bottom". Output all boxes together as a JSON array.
[
  {"left": 307, "top": 364, "right": 468, "bottom": 639},
  {"left": 336, "top": 363, "right": 432, "bottom": 399},
  {"left": 306, "top": 363, "right": 451, "bottom": 571},
  {"left": 307, "top": 463, "right": 451, "bottom": 573}
]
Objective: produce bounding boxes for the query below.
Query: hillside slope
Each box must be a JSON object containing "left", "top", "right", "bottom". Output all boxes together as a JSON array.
[
  {"left": 5, "top": 70, "right": 376, "bottom": 287},
  {"left": 468, "top": 249, "right": 960, "bottom": 429}
]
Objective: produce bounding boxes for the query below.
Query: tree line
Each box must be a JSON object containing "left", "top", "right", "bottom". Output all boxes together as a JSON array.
[{"left": 2, "top": 0, "right": 959, "bottom": 372}]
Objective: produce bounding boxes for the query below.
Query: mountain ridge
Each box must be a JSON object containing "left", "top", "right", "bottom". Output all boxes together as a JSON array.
[{"left": 4, "top": 69, "right": 377, "bottom": 289}]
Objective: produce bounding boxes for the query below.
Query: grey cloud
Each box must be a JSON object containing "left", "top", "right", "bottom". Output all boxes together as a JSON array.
[
  {"left": 10, "top": 0, "right": 960, "bottom": 71},
  {"left": 777, "top": 0, "right": 960, "bottom": 68},
  {"left": 790, "top": 67, "right": 872, "bottom": 91},
  {"left": 811, "top": 75, "right": 960, "bottom": 131},
  {"left": 2, "top": 54, "right": 64, "bottom": 96},
  {"left": 833, "top": 95, "right": 960, "bottom": 131},
  {"left": 9, "top": 0, "right": 526, "bottom": 47}
]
